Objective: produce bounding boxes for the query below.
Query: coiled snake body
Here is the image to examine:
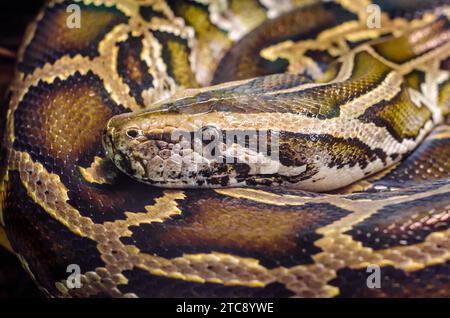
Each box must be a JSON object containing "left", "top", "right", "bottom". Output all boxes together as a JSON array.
[{"left": 1, "top": 0, "right": 450, "bottom": 297}]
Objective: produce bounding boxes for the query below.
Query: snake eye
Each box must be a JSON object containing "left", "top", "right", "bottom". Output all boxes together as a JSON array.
[{"left": 126, "top": 128, "right": 141, "bottom": 139}]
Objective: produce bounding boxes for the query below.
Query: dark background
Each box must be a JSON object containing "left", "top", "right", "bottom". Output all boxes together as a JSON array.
[
  {"left": 0, "top": 1, "right": 45, "bottom": 95},
  {"left": 0, "top": 1, "right": 45, "bottom": 298}
]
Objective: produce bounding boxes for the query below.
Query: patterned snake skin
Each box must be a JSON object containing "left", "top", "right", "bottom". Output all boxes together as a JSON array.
[{"left": 1, "top": 0, "right": 450, "bottom": 297}]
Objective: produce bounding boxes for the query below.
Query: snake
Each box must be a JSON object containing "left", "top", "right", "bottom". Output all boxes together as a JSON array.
[{"left": 0, "top": 0, "right": 450, "bottom": 298}]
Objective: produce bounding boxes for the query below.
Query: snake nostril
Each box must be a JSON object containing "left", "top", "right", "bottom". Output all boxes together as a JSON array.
[{"left": 126, "top": 129, "right": 139, "bottom": 139}]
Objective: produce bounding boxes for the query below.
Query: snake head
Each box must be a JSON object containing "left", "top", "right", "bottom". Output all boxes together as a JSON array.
[
  {"left": 102, "top": 90, "right": 294, "bottom": 188},
  {"left": 102, "top": 71, "right": 397, "bottom": 191}
]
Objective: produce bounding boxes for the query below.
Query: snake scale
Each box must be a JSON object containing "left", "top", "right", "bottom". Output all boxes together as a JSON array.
[{"left": 0, "top": 0, "right": 450, "bottom": 298}]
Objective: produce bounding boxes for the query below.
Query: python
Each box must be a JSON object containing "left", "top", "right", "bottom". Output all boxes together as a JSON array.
[{"left": 1, "top": 0, "right": 450, "bottom": 298}]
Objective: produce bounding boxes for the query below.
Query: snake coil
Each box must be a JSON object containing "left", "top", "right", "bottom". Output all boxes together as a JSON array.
[{"left": 1, "top": 0, "right": 450, "bottom": 297}]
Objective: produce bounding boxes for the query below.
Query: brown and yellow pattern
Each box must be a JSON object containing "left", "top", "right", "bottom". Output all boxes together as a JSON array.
[{"left": 1, "top": 0, "right": 450, "bottom": 298}]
